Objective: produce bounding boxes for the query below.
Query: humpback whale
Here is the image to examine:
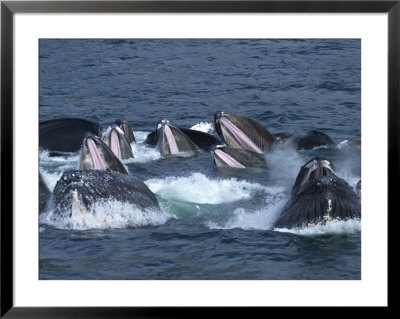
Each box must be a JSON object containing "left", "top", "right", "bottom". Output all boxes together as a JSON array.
[
  {"left": 79, "top": 135, "right": 128, "bottom": 174},
  {"left": 273, "top": 156, "right": 361, "bottom": 229},
  {"left": 115, "top": 119, "right": 136, "bottom": 143},
  {"left": 39, "top": 173, "right": 51, "bottom": 214},
  {"left": 53, "top": 169, "right": 160, "bottom": 217},
  {"left": 214, "top": 111, "right": 276, "bottom": 153},
  {"left": 152, "top": 120, "right": 199, "bottom": 157},
  {"left": 39, "top": 118, "right": 102, "bottom": 154},
  {"left": 212, "top": 146, "right": 266, "bottom": 169},
  {"left": 356, "top": 180, "right": 361, "bottom": 200},
  {"left": 214, "top": 111, "right": 338, "bottom": 152},
  {"left": 292, "top": 130, "right": 335, "bottom": 150},
  {"left": 103, "top": 125, "right": 134, "bottom": 160}
]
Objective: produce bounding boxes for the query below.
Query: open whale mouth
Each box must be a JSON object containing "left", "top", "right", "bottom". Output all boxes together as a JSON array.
[
  {"left": 85, "top": 137, "right": 106, "bottom": 170},
  {"left": 104, "top": 126, "right": 124, "bottom": 160},
  {"left": 156, "top": 120, "right": 180, "bottom": 155},
  {"left": 215, "top": 111, "right": 263, "bottom": 154},
  {"left": 212, "top": 147, "right": 246, "bottom": 169},
  {"left": 104, "top": 125, "right": 133, "bottom": 160},
  {"left": 162, "top": 122, "right": 179, "bottom": 154},
  {"left": 80, "top": 135, "right": 128, "bottom": 174},
  {"left": 114, "top": 119, "right": 135, "bottom": 143},
  {"left": 302, "top": 158, "right": 335, "bottom": 185}
]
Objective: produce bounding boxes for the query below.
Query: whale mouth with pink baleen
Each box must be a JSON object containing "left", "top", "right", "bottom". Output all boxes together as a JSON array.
[
  {"left": 103, "top": 125, "right": 134, "bottom": 160},
  {"left": 211, "top": 145, "right": 267, "bottom": 169},
  {"left": 155, "top": 119, "right": 199, "bottom": 157},
  {"left": 214, "top": 111, "right": 277, "bottom": 153},
  {"left": 79, "top": 135, "right": 128, "bottom": 175}
]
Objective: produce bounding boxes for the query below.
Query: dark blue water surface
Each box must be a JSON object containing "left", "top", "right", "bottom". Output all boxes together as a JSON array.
[{"left": 39, "top": 39, "right": 361, "bottom": 280}]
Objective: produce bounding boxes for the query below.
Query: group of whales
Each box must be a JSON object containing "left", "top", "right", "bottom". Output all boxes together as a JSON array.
[{"left": 39, "top": 111, "right": 361, "bottom": 229}]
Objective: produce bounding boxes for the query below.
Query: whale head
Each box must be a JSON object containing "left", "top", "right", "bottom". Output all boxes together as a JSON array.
[
  {"left": 79, "top": 135, "right": 128, "bottom": 174},
  {"left": 214, "top": 111, "right": 276, "bottom": 153},
  {"left": 114, "top": 119, "right": 136, "bottom": 143},
  {"left": 292, "top": 156, "right": 336, "bottom": 196},
  {"left": 103, "top": 125, "right": 134, "bottom": 160},
  {"left": 155, "top": 119, "right": 199, "bottom": 156}
]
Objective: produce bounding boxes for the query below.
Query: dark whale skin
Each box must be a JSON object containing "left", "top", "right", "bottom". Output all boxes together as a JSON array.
[
  {"left": 214, "top": 111, "right": 276, "bottom": 152},
  {"left": 39, "top": 118, "right": 102, "bottom": 153},
  {"left": 295, "top": 130, "right": 335, "bottom": 150},
  {"left": 274, "top": 175, "right": 361, "bottom": 229},
  {"left": 53, "top": 170, "right": 160, "bottom": 217},
  {"left": 212, "top": 146, "right": 266, "bottom": 168}
]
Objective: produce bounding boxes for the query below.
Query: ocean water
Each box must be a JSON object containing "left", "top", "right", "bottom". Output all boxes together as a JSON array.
[{"left": 39, "top": 39, "right": 361, "bottom": 280}]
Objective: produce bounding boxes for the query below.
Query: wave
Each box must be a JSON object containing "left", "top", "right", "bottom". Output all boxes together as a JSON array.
[
  {"left": 39, "top": 168, "right": 64, "bottom": 192},
  {"left": 39, "top": 149, "right": 80, "bottom": 166},
  {"left": 206, "top": 198, "right": 286, "bottom": 231},
  {"left": 207, "top": 201, "right": 361, "bottom": 236},
  {"left": 126, "top": 141, "right": 161, "bottom": 163},
  {"left": 132, "top": 130, "right": 151, "bottom": 143},
  {"left": 144, "top": 172, "right": 275, "bottom": 205},
  {"left": 274, "top": 219, "right": 361, "bottom": 236}
]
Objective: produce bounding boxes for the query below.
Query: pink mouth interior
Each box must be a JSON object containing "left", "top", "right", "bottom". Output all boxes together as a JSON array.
[
  {"left": 110, "top": 130, "right": 121, "bottom": 160},
  {"left": 214, "top": 149, "right": 245, "bottom": 168},
  {"left": 220, "top": 117, "right": 263, "bottom": 153},
  {"left": 87, "top": 138, "right": 106, "bottom": 170},
  {"left": 164, "top": 125, "right": 179, "bottom": 154}
]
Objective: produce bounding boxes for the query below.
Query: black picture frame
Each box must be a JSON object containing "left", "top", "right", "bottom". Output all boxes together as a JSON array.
[{"left": 1, "top": 0, "right": 395, "bottom": 317}]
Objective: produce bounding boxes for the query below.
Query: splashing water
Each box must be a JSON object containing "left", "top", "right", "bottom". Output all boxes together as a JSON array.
[
  {"left": 40, "top": 199, "right": 173, "bottom": 230},
  {"left": 145, "top": 172, "right": 273, "bottom": 205},
  {"left": 190, "top": 122, "right": 215, "bottom": 134}
]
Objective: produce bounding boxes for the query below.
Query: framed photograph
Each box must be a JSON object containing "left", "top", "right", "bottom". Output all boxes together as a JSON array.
[{"left": 1, "top": 0, "right": 395, "bottom": 316}]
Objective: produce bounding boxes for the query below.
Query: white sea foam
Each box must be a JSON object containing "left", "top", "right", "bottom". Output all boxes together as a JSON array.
[
  {"left": 126, "top": 141, "right": 161, "bottom": 163},
  {"left": 40, "top": 168, "right": 64, "bottom": 192},
  {"left": 206, "top": 198, "right": 287, "bottom": 231},
  {"left": 334, "top": 161, "right": 361, "bottom": 190},
  {"left": 266, "top": 147, "right": 305, "bottom": 188},
  {"left": 133, "top": 130, "right": 151, "bottom": 144},
  {"left": 190, "top": 121, "right": 215, "bottom": 134},
  {"left": 40, "top": 199, "right": 172, "bottom": 230},
  {"left": 39, "top": 149, "right": 80, "bottom": 192},
  {"left": 145, "top": 172, "right": 270, "bottom": 204},
  {"left": 274, "top": 219, "right": 361, "bottom": 236},
  {"left": 39, "top": 149, "right": 80, "bottom": 166},
  {"left": 207, "top": 202, "right": 361, "bottom": 236}
]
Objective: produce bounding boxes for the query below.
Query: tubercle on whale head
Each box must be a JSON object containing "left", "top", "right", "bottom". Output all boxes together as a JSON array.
[{"left": 156, "top": 119, "right": 170, "bottom": 130}]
